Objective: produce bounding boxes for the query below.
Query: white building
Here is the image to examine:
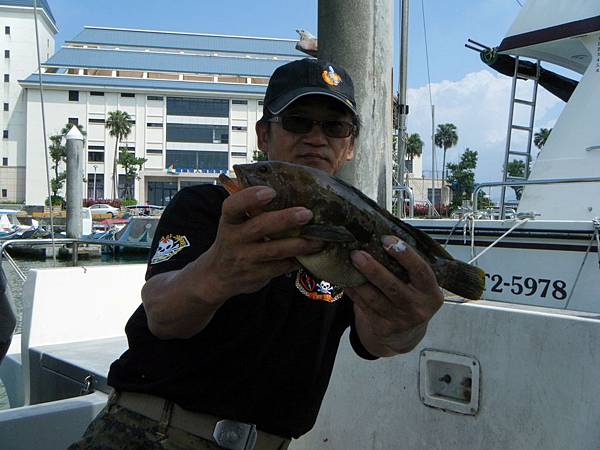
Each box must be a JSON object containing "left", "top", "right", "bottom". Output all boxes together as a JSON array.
[
  {"left": 0, "top": 0, "right": 56, "bottom": 203},
  {"left": 20, "top": 26, "right": 305, "bottom": 206}
]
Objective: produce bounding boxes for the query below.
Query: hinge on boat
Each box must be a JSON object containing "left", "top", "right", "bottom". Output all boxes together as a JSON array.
[{"left": 80, "top": 374, "right": 95, "bottom": 395}]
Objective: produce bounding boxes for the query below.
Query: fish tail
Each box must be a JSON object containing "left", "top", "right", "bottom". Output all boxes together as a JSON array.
[{"left": 433, "top": 258, "right": 486, "bottom": 300}]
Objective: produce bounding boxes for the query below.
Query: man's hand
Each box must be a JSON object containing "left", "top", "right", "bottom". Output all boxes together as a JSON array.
[
  {"left": 199, "top": 186, "right": 323, "bottom": 305},
  {"left": 345, "top": 235, "right": 444, "bottom": 357},
  {"left": 143, "top": 186, "right": 322, "bottom": 339}
]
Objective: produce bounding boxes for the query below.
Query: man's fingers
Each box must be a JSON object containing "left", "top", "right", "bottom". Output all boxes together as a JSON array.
[
  {"left": 381, "top": 235, "right": 438, "bottom": 292},
  {"left": 221, "top": 186, "right": 277, "bottom": 224},
  {"left": 250, "top": 237, "right": 323, "bottom": 262}
]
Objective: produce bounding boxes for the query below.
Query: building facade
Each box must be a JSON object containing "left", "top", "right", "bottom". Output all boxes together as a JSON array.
[
  {"left": 0, "top": 0, "right": 56, "bottom": 203},
  {"left": 21, "top": 26, "right": 305, "bottom": 205}
]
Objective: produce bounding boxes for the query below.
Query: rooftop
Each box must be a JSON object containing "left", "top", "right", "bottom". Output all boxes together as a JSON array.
[
  {"left": 44, "top": 47, "right": 288, "bottom": 77},
  {"left": 20, "top": 73, "right": 269, "bottom": 96},
  {"left": 66, "top": 27, "right": 303, "bottom": 57},
  {"left": 0, "top": 0, "right": 57, "bottom": 28}
]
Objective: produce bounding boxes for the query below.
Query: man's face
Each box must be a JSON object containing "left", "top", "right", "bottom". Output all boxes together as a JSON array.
[{"left": 256, "top": 96, "right": 355, "bottom": 175}]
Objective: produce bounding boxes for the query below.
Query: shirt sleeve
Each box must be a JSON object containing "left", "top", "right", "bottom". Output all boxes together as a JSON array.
[{"left": 145, "top": 185, "right": 227, "bottom": 281}]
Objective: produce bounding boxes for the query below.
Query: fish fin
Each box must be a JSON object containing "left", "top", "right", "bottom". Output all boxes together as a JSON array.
[
  {"left": 300, "top": 224, "right": 356, "bottom": 243},
  {"left": 434, "top": 258, "right": 486, "bottom": 300},
  {"left": 218, "top": 173, "right": 241, "bottom": 194}
]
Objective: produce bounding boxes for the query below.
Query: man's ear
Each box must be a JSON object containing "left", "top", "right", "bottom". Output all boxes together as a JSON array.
[
  {"left": 345, "top": 141, "right": 355, "bottom": 162},
  {"left": 256, "top": 120, "right": 269, "bottom": 153}
]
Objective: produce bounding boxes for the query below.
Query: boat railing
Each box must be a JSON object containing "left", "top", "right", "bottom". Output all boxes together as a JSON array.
[
  {"left": 472, "top": 176, "right": 600, "bottom": 218},
  {"left": 392, "top": 185, "right": 414, "bottom": 218},
  {"left": 0, "top": 238, "right": 124, "bottom": 282}
]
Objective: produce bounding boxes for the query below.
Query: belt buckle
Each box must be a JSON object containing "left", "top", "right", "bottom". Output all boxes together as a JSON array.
[{"left": 213, "top": 419, "right": 257, "bottom": 450}]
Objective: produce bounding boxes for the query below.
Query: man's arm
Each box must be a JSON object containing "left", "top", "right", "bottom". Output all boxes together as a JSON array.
[
  {"left": 142, "top": 185, "right": 322, "bottom": 339},
  {"left": 345, "top": 236, "right": 444, "bottom": 357}
]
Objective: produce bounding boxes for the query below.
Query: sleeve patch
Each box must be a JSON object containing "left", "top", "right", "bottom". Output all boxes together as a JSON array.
[{"left": 150, "top": 234, "right": 191, "bottom": 264}]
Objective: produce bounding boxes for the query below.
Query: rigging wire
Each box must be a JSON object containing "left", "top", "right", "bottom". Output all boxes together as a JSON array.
[
  {"left": 33, "top": 0, "right": 57, "bottom": 263},
  {"left": 420, "top": 0, "right": 438, "bottom": 215},
  {"left": 515, "top": 0, "right": 523, "bottom": 7}
]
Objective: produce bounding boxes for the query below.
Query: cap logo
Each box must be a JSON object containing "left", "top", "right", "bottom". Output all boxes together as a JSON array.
[{"left": 322, "top": 65, "right": 342, "bottom": 87}]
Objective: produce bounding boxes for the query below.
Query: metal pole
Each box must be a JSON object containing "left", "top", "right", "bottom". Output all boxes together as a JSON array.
[
  {"left": 66, "top": 126, "right": 84, "bottom": 239},
  {"left": 430, "top": 104, "right": 436, "bottom": 214},
  {"left": 93, "top": 165, "right": 97, "bottom": 201},
  {"left": 319, "top": 0, "right": 394, "bottom": 209},
  {"left": 396, "top": 0, "right": 410, "bottom": 218}
]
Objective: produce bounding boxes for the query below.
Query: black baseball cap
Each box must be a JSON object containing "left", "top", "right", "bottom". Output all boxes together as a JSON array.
[{"left": 263, "top": 58, "right": 358, "bottom": 117}]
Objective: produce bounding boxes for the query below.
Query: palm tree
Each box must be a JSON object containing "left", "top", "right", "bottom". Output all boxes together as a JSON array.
[
  {"left": 434, "top": 123, "right": 458, "bottom": 185},
  {"left": 106, "top": 111, "right": 132, "bottom": 199},
  {"left": 405, "top": 133, "right": 423, "bottom": 177},
  {"left": 534, "top": 127, "right": 552, "bottom": 150}
]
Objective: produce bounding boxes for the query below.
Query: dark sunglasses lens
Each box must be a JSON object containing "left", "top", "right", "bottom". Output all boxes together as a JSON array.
[
  {"left": 281, "top": 116, "right": 313, "bottom": 133},
  {"left": 322, "top": 121, "right": 353, "bottom": 138}
]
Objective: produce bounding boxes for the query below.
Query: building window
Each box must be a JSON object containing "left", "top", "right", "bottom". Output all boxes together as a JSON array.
[
  {"left": 2, "top": 157, "right": 7, "bottom": 166},
  {"left": 88, "top": 152, "right": 104, "bottom": 162},
  {"left": 3, "top": 103, "right": 8, "bottom": 112},
  {"left": 147, "top": 122, "right": 163, "bottom": 128},
  {"left": 3, "top": 74, "right": 9, "bottom": 83},
  {"left": 2, "top": 130, "right": 7, "bottom": 139},
  {"left": 87, "top": 173, "right": 104, "bottom": 200},
  {"left": 4, "top": 26, "right": 9, "bottom": 35},
  {"left": 166, "top": 150, "right": 228, "bottom": 172},
  {"left": 1, "top": 189, "right": 6, "bottom": 198},
  {"left": 232, "top": 100, "right": 248, "bottom": 105},
  {"left": 258, "top": 101, "right": 264, "bottom": 106},
  {"left": 166, "top": 97, "right": 229, "bottom": 118},
  {"left": 166, "top": 123, "right": 228, "bottom": 144},
  {"left": 69, "top": 91, "right": 79, "bottom": 102},
  {"left": 232, "top": 126, "right": 247, "bottom": 131},
  {"left": 4, "top": 50, "right": 9, "bottom": 59},
  {"left": 68, "top": 117, "right": 79, "bottom": 126},
  {"left": 231, "top": 152, "right": 247, "bottom": 157},
  {"left": 147, "top": 95, "right": 164, "bottom": 101},
  {"left": 89, "top": 118, "right": 105, "bottom": 124},
  {"left": 120, "top": 93, "right": 135, "bottom": 98},
  {"left": 90, "top": 91, "right": 104, "bottom": 96},
  {"left": 404, "top": 159, "right": 413, "bottom": 173},
  {"left": 146, "top": 148, "right": 163, "bottom": 154}
]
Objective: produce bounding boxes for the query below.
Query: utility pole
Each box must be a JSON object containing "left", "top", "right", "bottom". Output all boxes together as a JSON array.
[
  {"left": 397, "top": 0, "right": 410, "bottom": 217},
  {"left": 65, "top": 126, "right": 84, "bottom": 238},
  {"left": 319, "top": 0, "right": 394, "bottom": 209}
]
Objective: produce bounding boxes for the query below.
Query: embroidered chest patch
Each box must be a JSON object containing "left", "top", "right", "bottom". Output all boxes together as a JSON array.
[
  {"left": 295, "top": 268, "right": 344, "bottom": 303},
  {"left": 150, "top": 234, "right": 190, "bottom": 264}
]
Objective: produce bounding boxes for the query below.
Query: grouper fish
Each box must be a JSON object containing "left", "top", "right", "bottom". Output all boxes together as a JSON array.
[{"left": 219, "top": 161, "right": 485, "bottom": 300}]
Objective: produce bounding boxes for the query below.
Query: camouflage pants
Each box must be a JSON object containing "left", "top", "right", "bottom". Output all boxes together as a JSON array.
[{"left": 67, "top": 403, "right": 223, "bottom": 450}]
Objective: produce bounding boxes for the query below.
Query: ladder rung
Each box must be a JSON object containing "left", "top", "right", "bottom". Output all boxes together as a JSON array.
[
  {"left": 517, "top": 74, "right": 539, "bottom": 81},
  {"left": 508, "top": 151, "right": 531, "bottom": 157},
  {"left": 511, "top": 125, "right": 532, "bottom": 131},
  {"left": 514, "top": 98, "right": 534, "bottom": 106}
]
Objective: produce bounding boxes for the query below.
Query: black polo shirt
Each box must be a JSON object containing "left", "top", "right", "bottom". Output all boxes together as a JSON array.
[{"left": 108, "top": 185, "right": 375, "bottom": 439}]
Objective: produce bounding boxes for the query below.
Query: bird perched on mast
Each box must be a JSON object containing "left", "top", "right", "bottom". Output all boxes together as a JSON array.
[{"left": 296, "top": 29, "right": 318, "bottom": 57}]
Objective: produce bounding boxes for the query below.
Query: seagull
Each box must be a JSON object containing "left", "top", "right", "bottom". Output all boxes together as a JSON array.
[{"left": 295, "top": 29, "right": 318, "bottom": 57}]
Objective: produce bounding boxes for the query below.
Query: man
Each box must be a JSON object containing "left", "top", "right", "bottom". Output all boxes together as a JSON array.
[{"left": 69, "top": 58, "right": 443, "bottom": 450}]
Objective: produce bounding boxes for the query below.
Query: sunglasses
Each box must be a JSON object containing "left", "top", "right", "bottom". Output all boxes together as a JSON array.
[{"left": 268, "top": 115, "right": 355, "bottom": 138}]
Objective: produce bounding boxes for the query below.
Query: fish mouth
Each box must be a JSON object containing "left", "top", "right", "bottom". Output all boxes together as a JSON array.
[{"left": 232, "top": 164, "right": 251, "bottom": 187}]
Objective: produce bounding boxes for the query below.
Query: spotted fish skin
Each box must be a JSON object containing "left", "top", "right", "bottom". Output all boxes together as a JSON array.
[{"left": 220, "top": 161, "right": 485, "bottom": 300}]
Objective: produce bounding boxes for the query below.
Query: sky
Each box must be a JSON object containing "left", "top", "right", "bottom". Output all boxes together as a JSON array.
[{"left": 46, "top": 0, "right": 572, "bottom": 184}]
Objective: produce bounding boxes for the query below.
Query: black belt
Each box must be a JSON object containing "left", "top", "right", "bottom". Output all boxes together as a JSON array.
[{"left": 110, "top": 391, "right": 290, "bottom": 450}]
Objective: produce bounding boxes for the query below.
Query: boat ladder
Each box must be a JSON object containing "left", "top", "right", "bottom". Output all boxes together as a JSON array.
[{"left": 499, "top": 56, "right": 540, "bottom": 219}]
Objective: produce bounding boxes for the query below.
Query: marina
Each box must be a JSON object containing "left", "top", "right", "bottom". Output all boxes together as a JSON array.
[{"left": 0, "top": 0, "right": 599, "bottom": 449}]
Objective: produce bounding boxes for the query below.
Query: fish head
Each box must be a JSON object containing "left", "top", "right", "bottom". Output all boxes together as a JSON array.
[{"left": 233, "top": 161, "right": 324, "bottom": 210}]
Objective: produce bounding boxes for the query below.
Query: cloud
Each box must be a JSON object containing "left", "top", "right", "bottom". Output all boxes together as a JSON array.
[{"left": 406, "top": 69, "right": 564, "bottom": 182}]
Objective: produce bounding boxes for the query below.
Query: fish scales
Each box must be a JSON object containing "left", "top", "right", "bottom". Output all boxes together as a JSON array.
[{"left": 219, "top": 161, "right": 485, "bottom": 300}]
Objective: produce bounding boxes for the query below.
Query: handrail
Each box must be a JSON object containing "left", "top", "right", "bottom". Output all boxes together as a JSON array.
[
  {"left": 392, "top": 185, "right": 414, "bottom": 218},
  {"left": 472, "top": 177, "right": 600, "bottom": 215}
]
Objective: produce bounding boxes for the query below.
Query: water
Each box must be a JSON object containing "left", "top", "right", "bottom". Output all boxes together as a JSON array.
[{"left": 0, "top": 252, "right": 147, "bottom": 409}]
